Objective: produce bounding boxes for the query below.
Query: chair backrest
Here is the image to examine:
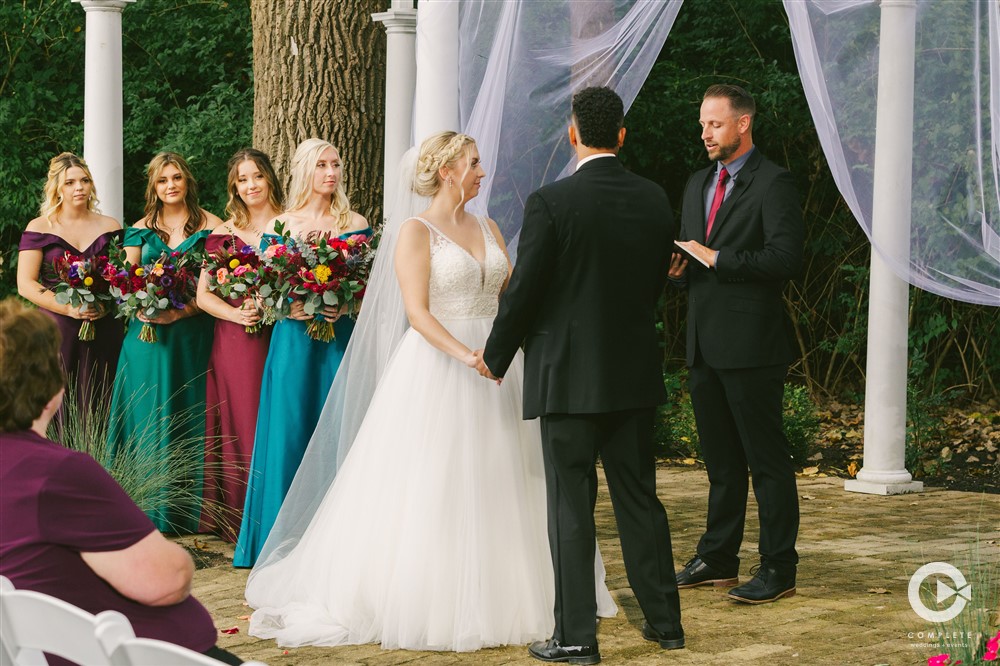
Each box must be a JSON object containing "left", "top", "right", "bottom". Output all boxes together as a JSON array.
[
  {"left": 0, "top": 575, "right": 125, "bottom": 666},
  {"left": 94, "top": 614, "right": 267, "bottom": 666}
]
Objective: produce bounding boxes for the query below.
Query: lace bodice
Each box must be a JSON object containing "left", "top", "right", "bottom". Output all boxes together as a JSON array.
[{"left": 411, "top": 216, "right": 507, "bottom": 319}]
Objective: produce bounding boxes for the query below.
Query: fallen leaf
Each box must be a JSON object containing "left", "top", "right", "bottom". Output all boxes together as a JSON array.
[
  {"left": 801, "top": 494, "right": 816, "bottom": 500},
  {"left": 681, "top": 458, "right": 697, "bottom": 465},
  {"left": 192, "top": 538, "right": 208, "bottom": 551},
  {"left": 238, "top": 615, "right": 251, "bottom": 621},
  {"left": 801, "top": 466, "right": 819, "bottom": 476},
  {"left": 807, "top": 452, "right": 823, "bottom": 461},
  {"left": 867, "top": 587, "right": 891, "bottom": 595},
  {"left": 220, "top": 626, "right": 240, "bottom": 635},
  {"left": 847, "top": 460, "right": 860, "bottom": 477}
]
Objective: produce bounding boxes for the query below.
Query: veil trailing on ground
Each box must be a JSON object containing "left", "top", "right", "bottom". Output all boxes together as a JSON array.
[{"left": 249, "top": 148, "right": 428, "bottom": 575}]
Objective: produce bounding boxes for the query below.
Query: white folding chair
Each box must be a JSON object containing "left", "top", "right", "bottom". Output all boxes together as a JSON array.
[
  {"left": 0, "top": 575, "right": 119, "bottom": 666},
  {"left": 95, "top": 612, "right": 267, "bottom": 666}
]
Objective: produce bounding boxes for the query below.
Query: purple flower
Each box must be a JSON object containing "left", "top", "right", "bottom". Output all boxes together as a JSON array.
[{"left": 160, "top": 276, "right": 174, "bottom": 288}]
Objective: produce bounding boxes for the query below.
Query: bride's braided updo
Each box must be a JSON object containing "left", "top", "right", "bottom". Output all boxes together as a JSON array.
[{"left": 413, "top": 131, "right": 476, "bottom": 197}]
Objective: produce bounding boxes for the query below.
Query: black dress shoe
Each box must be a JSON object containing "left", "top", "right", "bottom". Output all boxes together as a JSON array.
[
  {"left": 727, "top": 563, "right": 796, "bottom": 604},
  {"left": 528, "top": 639, "right": 600, "bottom": 665},
  {"left": 641, "top": 622, "right": 685, "bottom": 650},
  {"left": 675, "top": 555, "right": 739, "bottom": 589}
]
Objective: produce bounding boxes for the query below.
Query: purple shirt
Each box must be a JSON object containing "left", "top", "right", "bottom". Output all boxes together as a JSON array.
[{"left": 0, "top": 429, "right": 218, "bottom": 653}]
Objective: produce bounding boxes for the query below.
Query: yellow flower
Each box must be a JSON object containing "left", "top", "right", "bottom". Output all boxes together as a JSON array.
[
  {"left": 135, "top": 267, "right": 145, "bottom": 277},
  {"left": 229, "top": 258, "right": 240, "bottom": 269},
  {"left": 83, "top": 277, "right": 94, "bottom": 286},
  {"left": 314, "top": 264, "right": 332, "bottom": 284}
]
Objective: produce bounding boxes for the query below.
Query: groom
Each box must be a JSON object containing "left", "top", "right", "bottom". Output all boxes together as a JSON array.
[{"left": 475, "top": 86, "right": 683, "bottom": 664}]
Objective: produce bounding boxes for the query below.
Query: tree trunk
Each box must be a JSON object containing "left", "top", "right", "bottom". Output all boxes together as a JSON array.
[{"left": 251, "top": 0, "right": 386, "bottom": 224}]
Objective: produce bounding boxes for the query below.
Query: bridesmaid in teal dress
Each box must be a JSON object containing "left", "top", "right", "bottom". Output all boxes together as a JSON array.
[
  {"left": 234, "top": 138, "right": 371, "bottom": 567},
  {"left": 106, "top": 152, "right": 222, "bottom": 534}
]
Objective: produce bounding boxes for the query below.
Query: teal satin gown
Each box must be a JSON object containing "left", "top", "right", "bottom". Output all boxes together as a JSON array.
[
  {"left": 234, "top": 227, "right": 372, "bottom": 567},
  {"left": 106, "top": 226, "right": 214, "bottom": 534}
]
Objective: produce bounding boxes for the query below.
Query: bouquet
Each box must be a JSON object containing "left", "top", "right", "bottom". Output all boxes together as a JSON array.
[
  {"left": 258, "top": 223, "right": 376, "bottom": 342},
  {"left": 203, "top": 241, "right": 267, "bottom": 334},
  {"left": 49, "top": 252, "right": 114, "bottom": 341},
  {"left": 104, "top": 246, "right": 201, "bottom": 343}
]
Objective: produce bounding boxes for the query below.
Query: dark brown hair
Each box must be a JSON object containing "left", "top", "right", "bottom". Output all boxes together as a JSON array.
[
  {"left": 703, "top": 84, "right": 756, "bottom": 121},
  {"left": 143, "top": 152, "right": 206, "bottom": 243},
  {"left": 0, "top": 299, "right": 64, "bottom": 432}
]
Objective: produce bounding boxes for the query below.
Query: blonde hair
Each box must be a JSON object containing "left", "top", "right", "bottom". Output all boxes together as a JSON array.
[
  {"left": 143, "top": 152, "right": 206, "bottom": 244},
  {"left": 285, "top": 138, "right": 352, "bottom": 230},
  {"left": 224, "top": 149, "right": 284, "bottom": 230},
  {"left": 39, "top": 152, "right": 100, "bottom": 222},
  {"left": 413, "top": 132, "right": 476, "bottom": 197}
]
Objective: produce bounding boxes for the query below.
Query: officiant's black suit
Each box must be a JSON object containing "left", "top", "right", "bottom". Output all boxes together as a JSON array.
[
  {"left": 678, "top": 147, "right": 804, "bottom": 575},
  {"left": 483, "top": 155, "right": 682, "bottom": 646}
]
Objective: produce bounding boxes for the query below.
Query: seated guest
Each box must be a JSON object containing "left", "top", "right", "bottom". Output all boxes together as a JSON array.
[{"left": 0, "top": 299, "right": 242, "bottom": 665}]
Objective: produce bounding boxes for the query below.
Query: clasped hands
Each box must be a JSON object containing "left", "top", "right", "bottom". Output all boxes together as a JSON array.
[{"left": 466, "top": 349, "right": 500, "bottom": 384}]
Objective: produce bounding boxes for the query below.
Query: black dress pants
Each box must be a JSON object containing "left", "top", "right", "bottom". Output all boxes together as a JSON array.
[
  {"left": 540, "top": 408, "right": 681, "bottom": 646},
  {"left": 688, "top": 355, "right": 800, "bottom": 573}
]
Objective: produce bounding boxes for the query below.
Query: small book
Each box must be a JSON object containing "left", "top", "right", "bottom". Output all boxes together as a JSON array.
[{"left": 673, "top": 240, "right": 711, "bottom": 268}]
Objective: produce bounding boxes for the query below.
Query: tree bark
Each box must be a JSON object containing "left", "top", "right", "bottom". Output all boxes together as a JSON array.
[{"left": 251, "top": 0, "right": 386, "bottom": 224}]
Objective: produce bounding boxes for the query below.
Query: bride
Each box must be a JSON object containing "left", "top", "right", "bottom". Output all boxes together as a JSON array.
[{"left": 244, "top": 131, "right": 615, "bottom": 651}]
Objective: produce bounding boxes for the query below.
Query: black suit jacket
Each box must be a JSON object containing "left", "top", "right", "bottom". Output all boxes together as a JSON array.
[
  {"left": 678, "top": 149, "right": 804, "bottom": 369},
  {"left": 484, "top": 156, "right": 675, "bottom": 419}
]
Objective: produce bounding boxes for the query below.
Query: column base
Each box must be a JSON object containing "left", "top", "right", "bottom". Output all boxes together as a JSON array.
[{"left": 844, "top": 478, "right": 924, "bottom": 495}]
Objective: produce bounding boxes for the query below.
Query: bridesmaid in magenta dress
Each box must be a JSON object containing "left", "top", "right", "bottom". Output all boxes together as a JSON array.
[
  {"left": 17, "top": 152, "right": 124, "bottom": 414},
  {"left": 196, "top": 149, "right": 284, "bottom": 541}
]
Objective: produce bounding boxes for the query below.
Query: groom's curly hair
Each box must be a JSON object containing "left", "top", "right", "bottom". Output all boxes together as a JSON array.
[{"left": 571, "top": 87, "right": 624, "bottom": 150}]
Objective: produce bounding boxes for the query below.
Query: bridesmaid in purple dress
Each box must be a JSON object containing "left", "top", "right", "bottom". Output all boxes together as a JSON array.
[
  {"left": 196, "top": 149, "right": 284, "bottom": 541},
  {"left": 16, "top": 152, "right": 124, "bottom": 413}
]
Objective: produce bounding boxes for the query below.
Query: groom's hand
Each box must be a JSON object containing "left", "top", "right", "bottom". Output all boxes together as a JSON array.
[{"left": 472, "top": 349, "right": 501, "bottom": 383}]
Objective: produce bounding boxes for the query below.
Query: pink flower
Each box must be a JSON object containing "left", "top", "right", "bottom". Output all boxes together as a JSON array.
[
  {"left": 984, "top": 630, "right": 1000, "bottom": 661},
  {"left": 216, "top": 268, "right": 230, "bottom": 285},
  {"left": 264, "top": 244, "right": 287, "bottom": 259},
  {"left": 928, "top": 655, "right": 960, "bottom": 666},
  {"left": 233, "top": 265, "right": 250, "bottom": 277}
]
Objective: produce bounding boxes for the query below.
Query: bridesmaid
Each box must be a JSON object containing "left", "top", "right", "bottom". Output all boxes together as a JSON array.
[
  {"left": 106, "top": 152, "right": 222, "bottom": 534},
  {"left": 16, "top": 153, "right": 124, "bottom": 417},
  {"left": 234, "top": 138, "right": 371, "bottom": 567},
  {"left": 196, "top": 149, "right": 283, "bottom": 541}
]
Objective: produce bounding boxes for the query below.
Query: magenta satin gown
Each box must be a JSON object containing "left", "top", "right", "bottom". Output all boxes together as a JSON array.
[{"left": 199, "top": 234, "right": 272, "bottom": 541}]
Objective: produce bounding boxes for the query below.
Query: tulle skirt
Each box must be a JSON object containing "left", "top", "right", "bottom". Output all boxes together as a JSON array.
[{"left": 245, "top": 316, "right": 614, "bottom": 651}]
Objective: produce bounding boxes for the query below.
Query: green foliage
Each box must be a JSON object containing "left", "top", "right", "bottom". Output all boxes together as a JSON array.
[
  {"left": 782, "top": 384, "right": 820, "bottom": 465},
  {"left": 1, "top": 0, "right": 251, "bottom": 298},
  {"left": 654, "top": 369, "right": 700, "bottom": 458},
  {"left": 905, "top": 381, "right": 950, "bottom": 477}
]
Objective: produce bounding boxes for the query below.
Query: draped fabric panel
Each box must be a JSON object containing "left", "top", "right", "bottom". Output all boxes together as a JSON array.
[
  {"left": 458, "top": 0, "right": 683, "bottom": 257},
  {"left": 785, "top": 0, "right": 1000, "bottom": 305}
]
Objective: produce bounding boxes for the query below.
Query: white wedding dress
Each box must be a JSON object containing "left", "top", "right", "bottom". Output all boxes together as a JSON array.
[{"left": 245, "top": 216, "right": 616, "bottom": 651}]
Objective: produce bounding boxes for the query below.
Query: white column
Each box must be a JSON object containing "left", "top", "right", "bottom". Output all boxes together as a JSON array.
[
  {"left": 413, "top": 0, "right": 460, "bottom": 142},
  {"left": 73, "top": 0, "right": 133, "bottom": 225},
  {"left": 373, "top": 0, "right": 417, "bottom": 221},
  {"left": 845, "top": 0, "right": 923, "bottom": 496}
]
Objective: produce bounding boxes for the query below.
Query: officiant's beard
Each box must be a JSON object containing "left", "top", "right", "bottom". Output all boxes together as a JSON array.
[{"left": 707, "top": 136, "right": 741, "bottom": 163}]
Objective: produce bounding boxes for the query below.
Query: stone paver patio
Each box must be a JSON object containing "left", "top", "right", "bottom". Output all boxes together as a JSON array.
[{"left": 183, "top": 467, "right": 999, "bottom": 666}]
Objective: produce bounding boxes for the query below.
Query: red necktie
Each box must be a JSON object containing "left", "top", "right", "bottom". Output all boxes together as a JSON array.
[{"left": 705, "top": 166, "right": 729, "bottom": 241}]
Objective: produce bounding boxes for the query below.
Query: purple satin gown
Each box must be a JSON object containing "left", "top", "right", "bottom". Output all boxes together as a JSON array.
[
  {"left": 18, "top": 229, "right": 125, "bottom": 411},
  {"left": 199, "top": 234, "right": 272, "bottom": 541}
]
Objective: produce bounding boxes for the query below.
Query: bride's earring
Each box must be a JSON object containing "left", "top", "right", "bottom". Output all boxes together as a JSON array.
[{"left": 448, "top": 177, "right": 454, "bottom": 189}]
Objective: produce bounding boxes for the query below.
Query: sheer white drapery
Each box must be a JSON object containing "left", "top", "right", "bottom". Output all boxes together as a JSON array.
[
  {"left": 459, "top": 0, "right": 683, "bottom": 255},
  {"left": 249, "top": 0, "right": 683, "bottom": 574},
  {"left": 785, "top": 0, "right": 1000, "bottom": 305}
]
